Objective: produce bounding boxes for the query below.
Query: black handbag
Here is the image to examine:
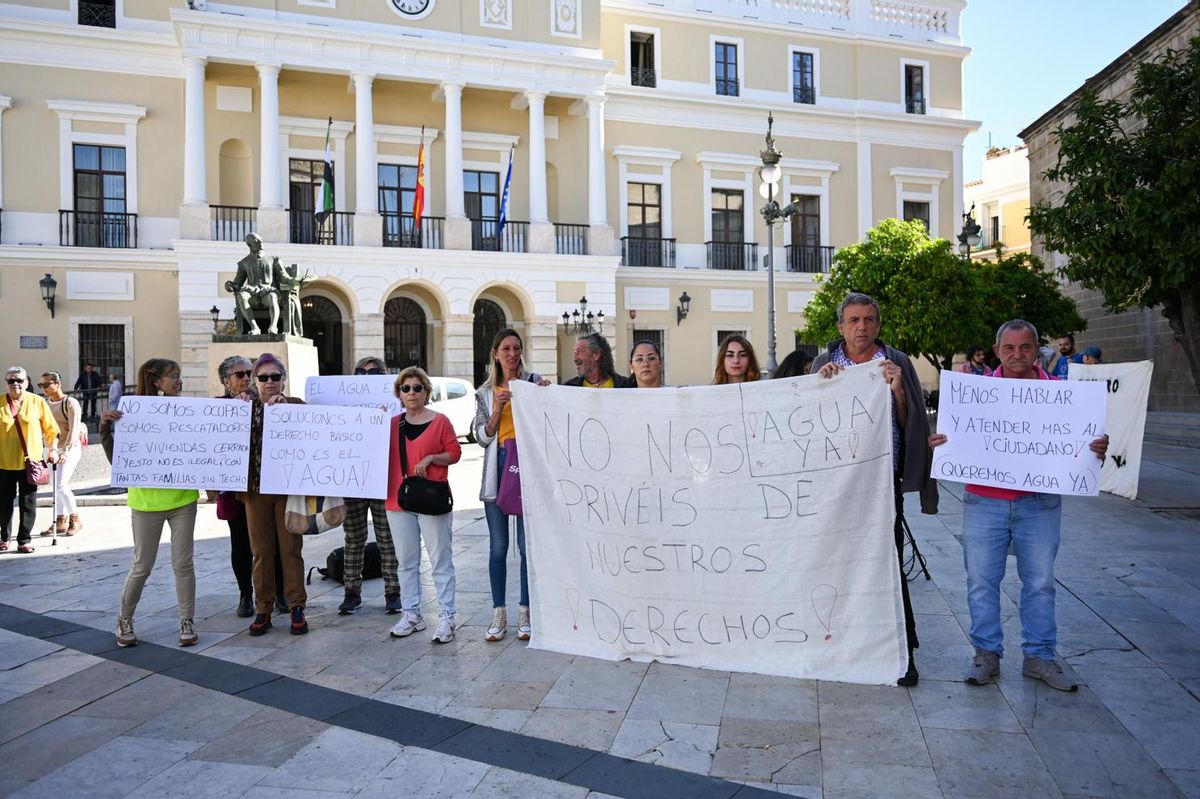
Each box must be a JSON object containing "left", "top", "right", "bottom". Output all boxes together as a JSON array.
[{"left": 397, "top": 416, "right": 453, "bottom": 516}]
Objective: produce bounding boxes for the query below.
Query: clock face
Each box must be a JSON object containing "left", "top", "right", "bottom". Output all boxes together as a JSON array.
[{"left": 390, "top": 0, "right": 431, "bottom": 17}]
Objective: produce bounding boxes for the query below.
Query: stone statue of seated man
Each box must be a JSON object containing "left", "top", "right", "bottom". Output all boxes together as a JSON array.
[{"left": 225, "top": 233, "right": 286, "bottom": 335}]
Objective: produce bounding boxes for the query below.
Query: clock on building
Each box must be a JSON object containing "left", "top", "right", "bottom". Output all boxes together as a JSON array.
[{"left": 390, "top": 0, "right": 432, "bottom": 17}]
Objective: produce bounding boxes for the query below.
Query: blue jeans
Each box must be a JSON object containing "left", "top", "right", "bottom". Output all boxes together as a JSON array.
[
  {"left": 962, "top": 491, "right": 1062, "bottom": 660},
  {"left": 485, "top": 443, "right": 528, "bottom": 609}
]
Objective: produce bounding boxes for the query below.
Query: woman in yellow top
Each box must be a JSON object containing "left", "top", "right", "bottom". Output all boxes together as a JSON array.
[
  {"left": 472, "top": 328, "right": 548, "bottom": 642},
  {"left": 100, "top": 358, "right": 200, "bottom": 649},
  {"left": 1, "top": 367, "right": 60, "bottom": 553}
]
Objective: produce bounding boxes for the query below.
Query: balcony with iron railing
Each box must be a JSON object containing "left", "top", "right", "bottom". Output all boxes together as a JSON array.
[
  {"left": 471, "top": 219, "right": 528, "bottom": 253},
  {"left": 785, "top": 244, "right": 835, "bottom": 273},
  {"left": 631, "top": 67, "right": 657, "bottom": 88},
  {"left": 621, "top": 237, "right": 676, "bottom": 268},
  {"left": 715, "top": 77, "right": 739, "bottom": 97},
  {"left": 706, "top": 241, "right": 757, "bottom": 270},
  {"left": 382, "top": 213, "right": 445, "bottom": 249},
  {"left": 554, "top": 223, "right": 588, "bottom": 255},
  {"left": 59, "top": 210, "right": 137, "bottom": 248},
  {"left": 905, "top": 96, "right": 926, "bottom": 115},
  {"left": 212, "top": 205, "right": 256, "bottom": 242},
  {"left": 793, "top": 85, "right": 816, "bottom": 104},
  {"left": 78, "top": 0, "right": 115, "bottom": 27},
  {"left": 288, "top": 209, "right": 353, "bottom": 246}
]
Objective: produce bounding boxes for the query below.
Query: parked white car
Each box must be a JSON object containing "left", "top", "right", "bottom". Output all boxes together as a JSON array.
[{"left": 428, "top": 376, "right": 476, "bottom": 441}]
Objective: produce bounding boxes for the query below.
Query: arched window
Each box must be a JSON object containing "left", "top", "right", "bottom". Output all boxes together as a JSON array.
[
  {"left": 300, "top": 295, "right": 343, "bottom": 375},
  {"left": 473, "top": 298, "right": 508, "bottom": 386},
  {"left": 385, "top": 297, "right": 427, "bottom": 371}
]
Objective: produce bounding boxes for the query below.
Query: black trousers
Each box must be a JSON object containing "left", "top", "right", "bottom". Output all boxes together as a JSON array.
[
  {"left": 894, "top": 475, "right": 919, "bottom": 652},
  {"left": 227, "top": 515, "right": 283, "bottom": 597},
  {"left": 80, "top": 391, "right": 98, "bottom": 419},
  {"left": 0, "top": 469, "right": 38, "bottom": 546}
]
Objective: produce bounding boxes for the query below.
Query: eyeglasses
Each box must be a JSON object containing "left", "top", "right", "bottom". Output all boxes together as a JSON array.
[
  {"left": 397, "top": 384, "right": 425, "bottom": 394},
  {"left": 256, "top": 373, "right": 284, "bottom": 383},
  {"left": 632, "top": 355, "right": 660, "bottom": 364},
  {"left": 354, "top": 367, "right": 385, "bottom": 376},
  {"left": 5, "top": 379, "right": 24, "bottom": 385},
  {"left": 229, "top": 370, "right": 251, "bottom": 380}
]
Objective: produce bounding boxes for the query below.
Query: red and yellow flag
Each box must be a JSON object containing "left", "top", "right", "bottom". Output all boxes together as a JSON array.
[{"left": 413, "top": 126, "right": 426, "bottom": 231}]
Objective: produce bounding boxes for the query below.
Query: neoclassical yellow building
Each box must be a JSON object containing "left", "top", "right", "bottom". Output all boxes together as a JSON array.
[{"left": 0, "top": 0, "right": 977, "bottom": 389}]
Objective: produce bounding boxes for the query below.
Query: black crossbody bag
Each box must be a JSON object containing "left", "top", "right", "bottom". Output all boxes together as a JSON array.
[{"left": 396, "top": 416, "right": 453, "bottom": 516}]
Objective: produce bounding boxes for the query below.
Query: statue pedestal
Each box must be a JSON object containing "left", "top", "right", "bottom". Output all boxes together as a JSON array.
[{"left": 207, "top": 334, "right": 320, "bottom": 399}]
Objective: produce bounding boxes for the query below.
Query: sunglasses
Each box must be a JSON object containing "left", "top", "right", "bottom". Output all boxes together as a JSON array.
[
  {"left": 354, "top": 367, "right": 385, "bottom": 376},
  {"left": 256, "top": 373, "right": 284, "bottom": 383},
  {"left": 229, "top": 370, "right": 251, "bottom": 380},
  {"left": 397, "top": 384, "right": 425, "bottom": 394},
  {"left": 6, "top": 379, "right": 24, "bottom": 385},
  {"left": 37, "top": 382, "right": 58, "bottom": 388}
]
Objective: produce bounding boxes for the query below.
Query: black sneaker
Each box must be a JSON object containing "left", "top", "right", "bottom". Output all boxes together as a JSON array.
[
  {"left": 248, "top": 613, "right": 272, "bottom": 636},
  {"left": 236, "top": 593, "right": 254, "bottom": 618},
  {"left": 338, "top": 589, "right": 362, "bottom": 615},
  {"left": 290, "top": 606, "right": 308, "bottom": 635},
  {"left": 384, "top": 592, "right": 402, "bottom": 614}
]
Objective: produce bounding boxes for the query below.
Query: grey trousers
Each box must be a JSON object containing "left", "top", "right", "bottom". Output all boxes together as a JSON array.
[{"left": 120, "top": 502, "right": 197, "bottom": 621}]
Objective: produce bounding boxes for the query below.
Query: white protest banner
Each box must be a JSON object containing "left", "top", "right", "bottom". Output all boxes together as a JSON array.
[
  {"left": 259, "top": 404, "right": 390, "bottom": 499},
  {"left": 933, "top": 370, "right": 1107, "bottom": 496},
  {"left": 1069, "top": 360, "right": 1153, "bottom": 500},
  {"left": 110, "top": 397, "right": 250, "bottom": 491},
  {"left": 305, "top": 375, "right": 400, "bottom": 415},
  {"left": 511, "top": 364, "right": 907, "bottom": 686}
]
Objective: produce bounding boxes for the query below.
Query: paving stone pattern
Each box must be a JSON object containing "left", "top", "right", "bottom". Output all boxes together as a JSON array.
[{"left": 2, "top": 442, "right": 1200, "bottom": 797}]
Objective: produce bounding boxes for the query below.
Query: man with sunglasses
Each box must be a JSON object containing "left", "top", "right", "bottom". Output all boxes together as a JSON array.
[{"left": 338, "top": 357, "right": 402, "bottom": 615}]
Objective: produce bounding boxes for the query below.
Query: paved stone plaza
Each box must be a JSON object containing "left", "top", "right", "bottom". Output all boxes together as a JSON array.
[{"left": 2, "top": 442, "right": 1199, "bottom": 798}]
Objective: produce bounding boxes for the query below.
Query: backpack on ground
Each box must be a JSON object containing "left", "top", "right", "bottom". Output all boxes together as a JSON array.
[{"left": 306, "top": 542, "right": 382, "bottom": 584}]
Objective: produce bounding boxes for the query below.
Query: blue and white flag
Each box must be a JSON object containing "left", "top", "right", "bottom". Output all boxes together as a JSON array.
[{"left": 497, "top": 146, "right": 514, "bottom": 241}]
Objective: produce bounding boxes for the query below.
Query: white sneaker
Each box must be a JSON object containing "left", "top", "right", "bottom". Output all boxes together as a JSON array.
[
  {"left": 389, "top": 611, "right": 426, "bottom": 638},
  {"left": 115, "top": 617, "right": 137, "bottom": 648},
  {"left": 178, "top": 617, "right": 198, "bottom": 647},
  {"left": 517, "top": 606, "right": 531, "bottom": 641},
  {"left": 432, "top": 614, "right": 456, "bottom": 644},
  {"left": 485, "top": 607, "right": 507, "bottom": 642}
]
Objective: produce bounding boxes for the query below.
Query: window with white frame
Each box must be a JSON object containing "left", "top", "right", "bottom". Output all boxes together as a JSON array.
[
  {"left": 714, "top": 41, "right": 740, "bottom": 97},
  {"left": 630, "top": 30, "right": 657, "bottom": 88},
  {"left": 892, "top": 167, "right": 947, "bottom": 238},
  {"left": 792, "top": 50, "right": 816, "bottom": 104},
  {"left": 902, "top": 60, "right": 929, "bottom": 114}
]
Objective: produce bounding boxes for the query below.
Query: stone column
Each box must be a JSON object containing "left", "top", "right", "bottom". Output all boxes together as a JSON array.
[
  {"left": 352, "top": 313, "right": 386, "bottom": 367},
  {"left": 442, "top": 316, "right": 475, "bottom": 381},
  {"left": 256, "top": 63, "right": 287, "bottom": 242},
  {"left": 526, "top": 90, "right": 555, "bottom": 253},
  {"left": 441, "top": 82, "right": 471, "bottom": 250},
  {"left": 353, "top": 72, "right": 382, "bottom": 246},
  {"left": 180, "top": 56, "right": 210, "bottom": 239},
  {"left": 586, "top": 96, "right": 613, "bottom": 256}
]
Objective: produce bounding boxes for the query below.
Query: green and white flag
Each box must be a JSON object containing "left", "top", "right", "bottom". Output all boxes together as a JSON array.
[{"left": 315, "top": 116, "right": 334, "bottom": 224}]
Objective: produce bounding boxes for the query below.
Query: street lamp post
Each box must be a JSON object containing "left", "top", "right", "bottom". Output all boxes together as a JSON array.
[
  {"left": 957, "top": 203, "right": 982, "bottom": 258},
  {"left": 758, "top": 112, "right": 800, "bottom": 377}
]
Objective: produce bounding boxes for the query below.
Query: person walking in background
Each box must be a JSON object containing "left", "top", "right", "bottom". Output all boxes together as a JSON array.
[
  {"left": 626, "top": 340, "right": 666, "bottom": 388},
  {"left": 107, "top": 373, "right": 123, "bottom": 410},
  {"left": 959, "top": 346, "right": 993, "bottom": 376},
  {"left": 1, "top": 367, "right": 59, "bottom": 554},
  {"left": 713, "top": 334, "right": 761, "bottom": 384},
  {"left": 38, "top": 372, "right": 84, "bottom": 537},
  {"left": 240, "top": 354, "right": 309, "bottom": 637},
  {"left": 100, "top": 358, "right": 198, "bottom": 647},
  {"left": 474, "top": 328, "right": 546, "bottom": 642},
  {"left": 386, "top": 367, "right": 462, "bottom": 642},
  {"left": 1047, "top": 334, "right": 1083, "bottom": 378},
  {"left": 773, "top": 349, "right": 813, "bottom": 379},
  {"left": 74, "top": 363, "right": 103, "bottom": 420},
  {"left": 564, "top": 332, "right": 627, "bottom": 388},
  {"left": 339, "top": 356, "right": 402, "bottom": 616}
]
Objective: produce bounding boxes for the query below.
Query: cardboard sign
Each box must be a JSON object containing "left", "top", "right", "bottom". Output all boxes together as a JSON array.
[
  {"left": 259, "top": 404, "right": 390, "bottom": 499},
  {"left": 110, "top": 397, "right": 251, "bottom": 491},
  {"left": 1069, "top": 360, "right": 1153, "bottom": 500},
  {"left": 933, "top": 370, "right": 1107, "bottom": 496},
  {"left": 511, "top": 364, "right": 907, "bottom": 686}
]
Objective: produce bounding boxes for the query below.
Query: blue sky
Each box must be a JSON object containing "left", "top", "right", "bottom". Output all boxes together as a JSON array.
[{"left": 961, "top": 0, "right": 1187, "bottom": 181}]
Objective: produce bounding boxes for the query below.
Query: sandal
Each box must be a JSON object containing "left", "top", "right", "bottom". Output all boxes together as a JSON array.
[
  {"left": 17, "top": 544, "right": 34, "bottom": 554},
  {"left": 0, "top": 541, "right": 8, "bottom": 552}
]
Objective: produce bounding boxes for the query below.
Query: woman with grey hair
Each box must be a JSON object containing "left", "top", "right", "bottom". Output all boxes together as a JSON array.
[{"left": 1, "top": 367, "right": 59, "bottom": 553}]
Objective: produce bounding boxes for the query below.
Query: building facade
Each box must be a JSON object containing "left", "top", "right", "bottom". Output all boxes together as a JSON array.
[
  {"left": 1020, "top": 2, "right": 1199, "bottom": 417},
  {"left": 962, "top": 144, "right": 1030, "bottom": 261},
  {"left": 0, "top": 0, "right": 975, "bottom": 391}
]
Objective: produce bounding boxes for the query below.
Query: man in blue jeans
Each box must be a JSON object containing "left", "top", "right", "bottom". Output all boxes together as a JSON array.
[{"left": 930, "top": 319, "right": 1107, "bottom": 692}]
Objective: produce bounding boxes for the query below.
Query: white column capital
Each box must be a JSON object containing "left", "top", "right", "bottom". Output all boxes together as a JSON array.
[
  {"left": 352, "top": 72, "right": 375, "bottom": 88},
  {"left": 256, "top": 62, "right": 281, "bottom": 78},
  {"left": 585, "top": 95, "right": 607, "bottom": 110},
  {"left": 440, "top": 81, "right": 464, "bottom": 99},
  {"left": 182, "top": 55, "right": 207, "bottom": 69},
  {"left": 525, "top": 90, "right": 548, "bottom": 103}
]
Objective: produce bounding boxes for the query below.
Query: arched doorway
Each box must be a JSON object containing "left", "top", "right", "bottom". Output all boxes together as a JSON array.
[
  {"left": 473, "top": 298, "right": 508, "bottom": 386},
  {"left": 385, "top": 297, "right": 427, "bottom": 371},
  {"left": 301, "top": 296, "right": 344, "bottom": 375}
]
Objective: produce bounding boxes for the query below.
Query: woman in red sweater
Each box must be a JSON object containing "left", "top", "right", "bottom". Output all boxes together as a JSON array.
[{"left": 386, "top": 366, "right": 463, "bottom": 642}]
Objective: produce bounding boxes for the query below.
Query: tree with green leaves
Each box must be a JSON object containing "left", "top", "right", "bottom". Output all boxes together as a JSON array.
[
  {"left": 800, "top": 218, "right": 1085, "bottom": 370},
  {"left": 1027, "top": 36, "right": 1200, "bottom": 395}
]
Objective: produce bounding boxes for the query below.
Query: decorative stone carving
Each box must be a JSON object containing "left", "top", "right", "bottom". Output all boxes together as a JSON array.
[
  {"left": 481, "top": 0, "right": 510, "bottom": 29},
  {"left": 552, "top": 0, "right": 579, "bottom": 37}
]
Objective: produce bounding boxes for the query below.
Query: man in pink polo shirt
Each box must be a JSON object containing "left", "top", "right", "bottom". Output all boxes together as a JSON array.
[{"left": 930, "top": 319, "right": 1107, "bottom": 692}]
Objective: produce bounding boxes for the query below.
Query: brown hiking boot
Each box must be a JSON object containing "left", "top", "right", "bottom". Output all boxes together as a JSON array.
[
  {"left": 62, "top": 513, "right": 82, "bottom": 536},
  {"left": 41, "top": 516, "right": 65, "bottom": 537}
]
